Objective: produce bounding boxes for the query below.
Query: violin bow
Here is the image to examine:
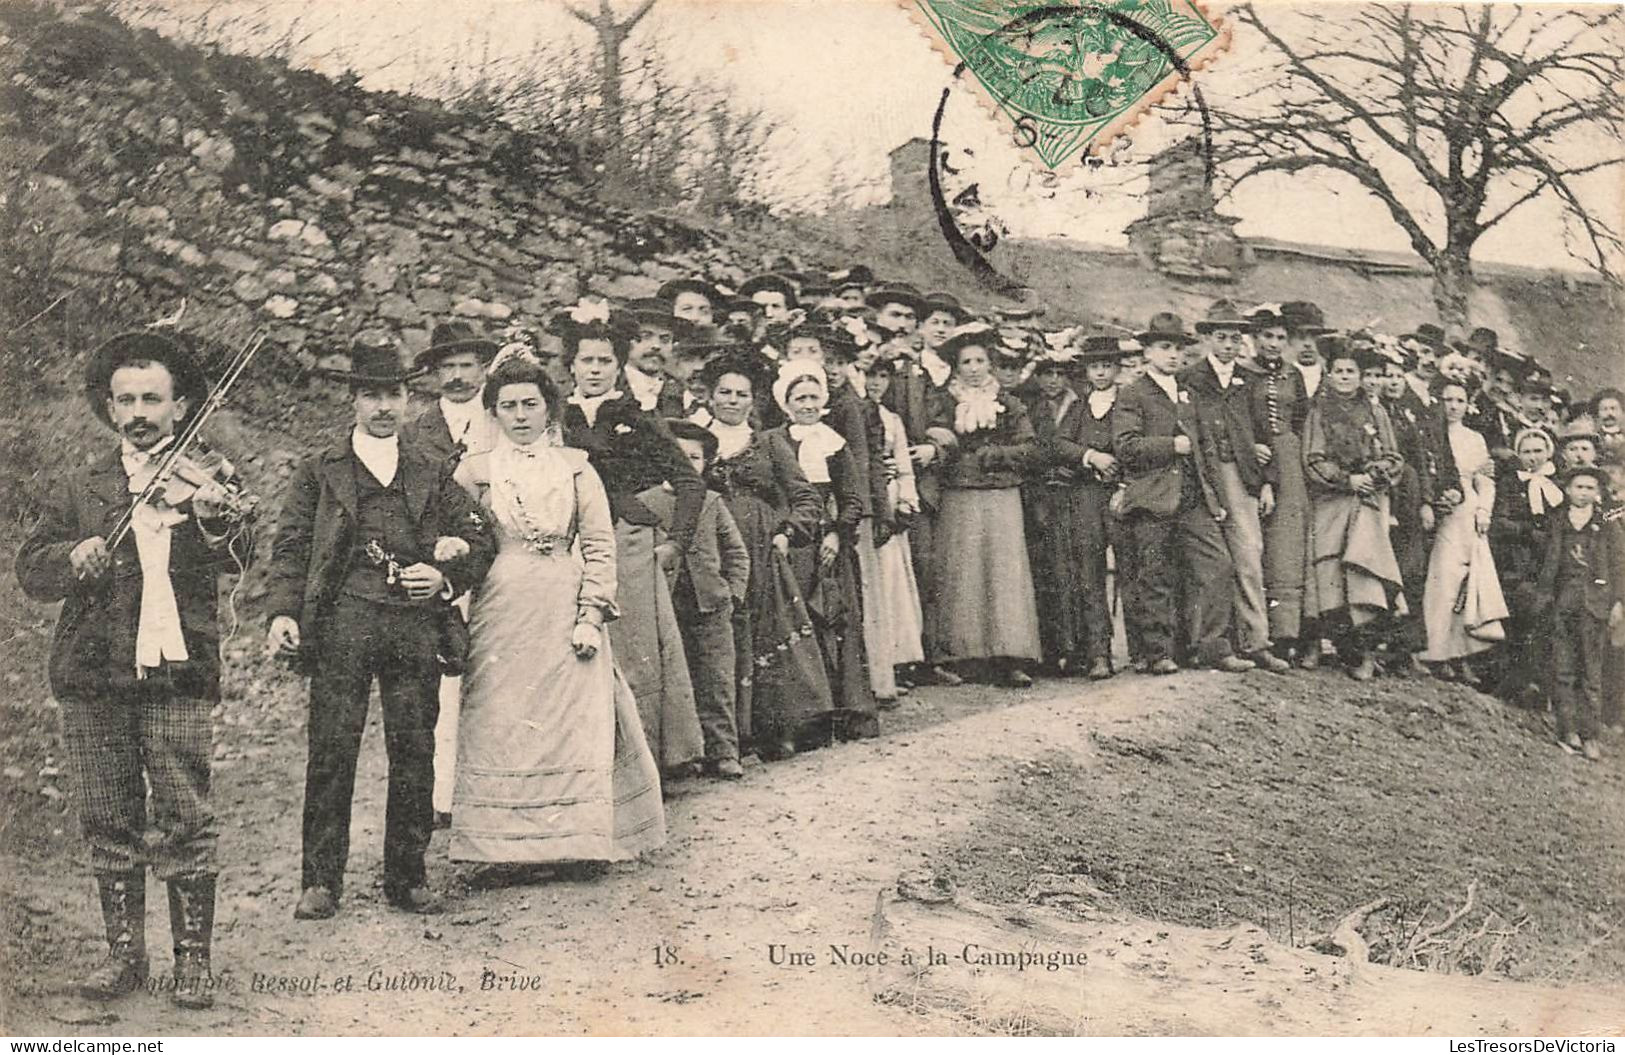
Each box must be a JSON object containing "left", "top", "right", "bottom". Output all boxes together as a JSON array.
[{"left": 106, "top": 327, "right": 268, "bottom": 551}]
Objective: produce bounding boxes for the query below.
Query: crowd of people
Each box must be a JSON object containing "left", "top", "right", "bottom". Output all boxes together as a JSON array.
[{"left": 17, "top": 264, "right": 1625, "bottom": 1009}]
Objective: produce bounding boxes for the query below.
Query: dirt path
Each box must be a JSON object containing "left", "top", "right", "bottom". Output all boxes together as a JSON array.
[{"left": 8, "top": 672, "right": 1624, "bottom": 1036}]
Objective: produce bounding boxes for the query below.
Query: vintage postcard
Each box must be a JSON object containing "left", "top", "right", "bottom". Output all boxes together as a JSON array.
[{"left": 1, "top": 0, "right": 1621, "bottom": 1039}]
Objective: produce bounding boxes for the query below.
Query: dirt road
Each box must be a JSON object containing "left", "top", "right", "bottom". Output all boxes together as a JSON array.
[{"left": 6, "top": 671, "right": 1624, "bottom": 1036}]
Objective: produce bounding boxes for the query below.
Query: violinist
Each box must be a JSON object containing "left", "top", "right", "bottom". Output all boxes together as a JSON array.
[{"left": 16, "top": 331, "right": 254, "bottom": 1010}]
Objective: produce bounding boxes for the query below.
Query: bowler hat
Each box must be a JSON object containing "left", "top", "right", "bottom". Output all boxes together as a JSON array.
[
  {"left": 866, "top": 285, "right": 924, "bottom": 316},
  {"left": 1134, "top": 312, "right": 1197, "bottom": 347},
  {"left": 1245, "top": 303, "right": 1286, "bottom": 331},
  {"left": 1558, "top": 415, "right": 1601, "bottom": 446},
  {"left": 1279, "top": 301, "right": 1331, "bottom": 335},
  {"left": 416, "top": 320, "right": 499, "bottom": 370},
  {"left": 628, "top": 297, "right": 680, "bottom": 332},
  {"left": 86, "top": 329, "right": 210, "bottom": 429},
  {"left": 1195, "top": 299, "right": 1251, "bottom": 334},
  {"left": 317, "top": 341, "right": 425, "bottom": 386}
]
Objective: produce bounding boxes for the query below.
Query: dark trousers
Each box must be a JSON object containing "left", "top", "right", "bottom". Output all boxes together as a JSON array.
[
  {"left": 908, "top": 507, "right": 937, "bottom": 658},
  {"left": 302, "top": 596, "right": 439, "bottom": 894},
  {"left": 1552, "top": 604, "right": 1608, "bottom": 743},
  {"left": 674, "top": 578, "right": 739, "bottom": 764},
  {"left": 60, "top": 685, "right": 216, "bottom": 878},
  {"left": 1109, "top": 513, "right": 1145, "bottom": 663},
  {"left": 1125, "top": 504, "right": 1236, "bottom": 666}
]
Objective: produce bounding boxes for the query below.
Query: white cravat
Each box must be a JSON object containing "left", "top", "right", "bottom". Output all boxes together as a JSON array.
[
  {"left": 122, "top": 441, "right": 189, "bottom": 676},
  {"left": 1087, "top": 388, "right": 1116, "bottom": 419},
  {"left": 568, "top": 389, "right": 623, "bottom": 428},
  {"left": 1207, "top": 354, "right": 1235, "bottom": 390},
  {"left": 920, "top": 348, "right": 952, "bottom": 387},
  {"left": 623, "top": 366, "right": 662, "bottom": 411},
  {"left": 1517, "top": 462, "right": 1564, "bottom": 516},
  {"left": 439, "top": 393, "right": 484, "bottom": 448},
  {"left": 351, "top": 428, "right": 399, "bottom": 487},
  {"left": 1147, "top": 369, "right": 1179, "bottom": 403},
  {"left": 1298, "top": 361, "right": 1323, "bottom": 398}
]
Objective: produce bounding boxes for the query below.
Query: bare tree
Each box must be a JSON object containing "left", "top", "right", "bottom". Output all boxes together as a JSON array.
[
  {"left": 564, "top": 0, "right": 659, "bottom": 179},
  {"left": 1205, "top": 3, "right": 1624, "bottom": 326}
]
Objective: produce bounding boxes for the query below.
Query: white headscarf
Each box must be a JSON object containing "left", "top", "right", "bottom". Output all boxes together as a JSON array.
[{"left": 773, "top": 360, "right": 846, "bottom": 484}]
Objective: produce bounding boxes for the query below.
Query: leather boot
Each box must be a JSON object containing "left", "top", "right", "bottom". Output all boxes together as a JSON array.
[
  {"left": 167, "top": 873, "right": 217, "bottom": 1010},
  {"left": 82, "top": 871, "right": 148, "bottom": 1001}
]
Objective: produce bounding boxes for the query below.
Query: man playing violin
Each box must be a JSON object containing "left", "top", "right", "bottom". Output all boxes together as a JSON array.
[{"left": 16, "top": 330, "right": 254, "bottom": 1010}]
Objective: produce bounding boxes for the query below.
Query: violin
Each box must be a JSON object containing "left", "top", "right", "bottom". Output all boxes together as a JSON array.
[
  {"left": 144, "top": 437, "right": 257, "bottom": 521},
  {"left": 107, "top": 328, "right": 266, "bottom": 550}
]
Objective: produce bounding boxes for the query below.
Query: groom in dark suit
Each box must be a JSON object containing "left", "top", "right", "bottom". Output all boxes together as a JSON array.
[
  {"left": 266, "top": 342, "right": 495, "bottom": 919},
  {"left": 1112, "top": 313, "right": 1254, "bottom": 675}
]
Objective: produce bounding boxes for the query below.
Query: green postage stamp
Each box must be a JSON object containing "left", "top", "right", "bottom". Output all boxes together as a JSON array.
[{"left": 905, "top": 0, "right": 1230, "bottom": 168}]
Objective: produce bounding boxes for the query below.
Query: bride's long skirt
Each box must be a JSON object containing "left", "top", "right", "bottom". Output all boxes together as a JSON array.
[
  {"left": 450, "top": 544, "right": 666, "bottom": 863},
  {"left": 1420, "top": 502, "right": 1509, "bottom": 661}
]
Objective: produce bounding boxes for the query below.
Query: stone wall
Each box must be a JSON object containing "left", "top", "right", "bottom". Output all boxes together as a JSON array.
[{"left": 0, "top": 4, "right": 759, "bottom": 374}]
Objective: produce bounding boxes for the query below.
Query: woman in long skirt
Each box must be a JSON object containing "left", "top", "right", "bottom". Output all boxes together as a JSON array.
[
  {"left": 1420, "top": 378, "right": 1509, "bottom": 682},
  {"left": 702, "top": 354, "right": 836, "bottom": 761},
  {"left": 451, "top": 358, "right": 665, "bottom": 865},
  {"left": 1301, "top": 341, "right": 1405, "bottom": 681},
  {"left": 774, "top": 360, "right": 879, "bottom": 742},
  {"left": 920, "top": 324, "right": 1041, "bottom": 686},
  {"left": 555, "top": 303, "right": 705, "bottom": 773},
  {"left": 862, "top": 358, "right": 926, "bottom": 680}
]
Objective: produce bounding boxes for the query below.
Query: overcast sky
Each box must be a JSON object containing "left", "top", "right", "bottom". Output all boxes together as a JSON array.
[{"left": 128, "top": 0, "right": 1623, "bottom": 273}]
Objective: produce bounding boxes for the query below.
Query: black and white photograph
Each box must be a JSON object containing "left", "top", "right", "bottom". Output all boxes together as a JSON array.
[{"left": 1, "top": 0, "right": 1622, "bottom": 1038}]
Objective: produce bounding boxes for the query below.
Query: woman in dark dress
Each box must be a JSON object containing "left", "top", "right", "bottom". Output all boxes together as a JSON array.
[
  {"left": 919, "top": 324, "right": 1042, "bottom": 686},
  {"left": 552, "top": 303, "right": 705, "bottom": 773},
  {"left": 774, "top": 360, "right": 880, "bottom": 743},
  {"left": 700, "top": 353, "right": 835, "bottom": 761},
  {"left": 1490, "top": 426, "right": 1563, "bottom": 704}
]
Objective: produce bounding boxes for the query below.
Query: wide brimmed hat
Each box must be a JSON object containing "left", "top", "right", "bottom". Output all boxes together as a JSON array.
[
  {"left": 1455, "top": 326, "right": 1499, "bottom": 358},
  {"left": 1245, "top": 303, "right": 1287, "bottom": 331},
  {"left": 865, "top": 285, "right": 924, "bottom": 316},
  {"left": 829, "top": 264, "right": 874, "bottom": 292},
  {"left": 1279, "top": 301, "right": 1332, "bottom": 335},
  {"left": 1195, "top": 299, "right": 1252, "bottom": 334},
  {"left": 86, "top": 329, "right": 210, "bottom": 428},
  {"left": 1400, "top": 322, "right": 1446, "bottom": 350},
  {"left": 939, "top": 321, "right": 1000, "bottom": 360},
  {"left": 628, "top": 297, "right": 681, "bottom": 332},
  {"left": 1134, "top": 312, "right": 1197, "bottom": 347},
  {"left": 738, "top": 273, "right": 799, "bottom": 307},
  {"left": 416, "top": 320, "right": 499, "bottom": 370},
  {"left": 317, "top": 342, "right": 425, "bottom": 385},
  {"left": 656, "top": 277, "right": 722, "bottom": 306},
  {"left": 920, "top": 291, "right": 968, "bottom": 323},
  {"left": 1077, "top": 334, "right": 1132, "bottom": 362}
]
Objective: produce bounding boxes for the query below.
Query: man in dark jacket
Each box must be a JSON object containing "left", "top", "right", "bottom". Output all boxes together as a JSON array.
[
  {"left": 1185, "top": 301, "right": 1288, "bottom": 672},
  {"left": 266, "top": 343, "right": 495, "bottom": 921},
  {"left": 16, "top": 331, "right": 253, "bottom": 1008},
  {"left": 1112, "top": 313, "right": 1254, "bottom": 675}
]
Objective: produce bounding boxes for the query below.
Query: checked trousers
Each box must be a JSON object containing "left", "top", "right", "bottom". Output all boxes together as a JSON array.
[{"left": 59, "top": 684, "right": 217, "bottom": 878}]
